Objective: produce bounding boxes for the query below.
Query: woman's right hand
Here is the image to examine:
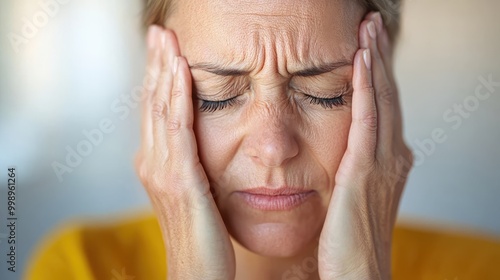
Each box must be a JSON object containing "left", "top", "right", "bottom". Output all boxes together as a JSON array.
[{"left": 134, "top": 25, "right": 235, "bottom": 280}]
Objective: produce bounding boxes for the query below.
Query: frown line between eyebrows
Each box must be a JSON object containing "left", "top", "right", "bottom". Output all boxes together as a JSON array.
[{"left": 189, "top": 60, "right": 353, "bottom": 77}]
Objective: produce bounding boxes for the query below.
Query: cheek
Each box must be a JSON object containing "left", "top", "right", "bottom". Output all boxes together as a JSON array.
[
  {"left": 306, "top": 112, "right": 352, "bottom": 183},
  {"left": 194, "top": 109, "right": 352, "bottom": 189},
  {"left": 193, "top": 115, "right": 239, "bottom": 184}
]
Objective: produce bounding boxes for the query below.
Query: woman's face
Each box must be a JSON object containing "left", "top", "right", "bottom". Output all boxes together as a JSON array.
[{"left": 167, "top": 0, "right": 365, "bottom": 257}]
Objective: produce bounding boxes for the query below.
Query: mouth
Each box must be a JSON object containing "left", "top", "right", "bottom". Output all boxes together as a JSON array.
[{"left": 235, "top": 187, "right": 315, "bottom": 211}]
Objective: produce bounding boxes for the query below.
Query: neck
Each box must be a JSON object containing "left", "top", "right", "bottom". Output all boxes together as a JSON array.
[{"left": 232, "top": 237, "right": 321, "bottom": 280}]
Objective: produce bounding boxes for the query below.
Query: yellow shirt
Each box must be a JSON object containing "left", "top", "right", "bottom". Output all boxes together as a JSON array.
[{"left": 25, "top": 214, "right": 500, "bottom": 279}]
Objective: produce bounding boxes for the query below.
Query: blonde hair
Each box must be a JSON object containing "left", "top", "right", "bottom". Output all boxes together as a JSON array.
[{"left": 142, "top": 0, "right": 402, "bottom": 43}]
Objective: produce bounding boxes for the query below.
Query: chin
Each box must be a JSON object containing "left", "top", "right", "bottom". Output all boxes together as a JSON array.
[
  {"left": 229, "top": 222, "right": 321, "bottom": 257},
  {"left": 221, "top": 196, "right": 326, "bottom": 258}
]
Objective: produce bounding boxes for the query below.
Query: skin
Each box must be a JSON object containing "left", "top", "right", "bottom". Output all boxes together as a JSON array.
[
  {"left": 135, "top": 0, "right": 413, "bottom": 279},
  {"left": 174, "top": 0, "right": 359, "bottom": 259}
]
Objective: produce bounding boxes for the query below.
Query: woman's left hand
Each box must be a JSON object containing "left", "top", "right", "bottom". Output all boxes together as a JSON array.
[{"left": 318, "top": 12, "right": 414, "bottom": 280}]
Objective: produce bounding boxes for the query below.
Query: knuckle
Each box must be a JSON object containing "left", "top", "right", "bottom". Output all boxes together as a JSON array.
[
  {"left": 392, "top": 145, "right": 415, "bottom": 180},
  {"left": 166, "top": 118, "right": 182, "bottom": 135},
  {"left": 134, "top": 153, "right": 148, "bottom": 180},
  {"left": 148, "top": 169, "right": 169, "bottom": 195},
  {"left": 143, "top": 71, "right": 159, "bottom": 93},
  {"left": 138, "top": 165, "right": 149, "bottom": 185},
  {"left": 362, "top": 85, "right": 376, "bottom": 95},
  {"left": 377, "top": 84, "right": 394, "bottom": 105},
  {"left": 151, "top": 100, "right": 167, "bottom": 121},
  {"left": 171, "top": 87, "right": 183, "bottom": 98},
  {"left": 362, "top": 112, "right": 378, "bottom": 131}
]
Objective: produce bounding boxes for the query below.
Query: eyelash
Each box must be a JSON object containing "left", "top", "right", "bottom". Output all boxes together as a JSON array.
[
  {"left": 199, "top": 92, "right": 346, "bottom": 112},
  {"left": 199, "top": 96, "right": 240, "bottom": 113},
  {"left": 303, "top": 94, "right": 346, "bottom": 109}
]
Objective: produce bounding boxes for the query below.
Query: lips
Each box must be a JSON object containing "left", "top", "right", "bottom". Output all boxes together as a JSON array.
[{"left": 235, "top": 187, "right": 315, "bottom": 211}]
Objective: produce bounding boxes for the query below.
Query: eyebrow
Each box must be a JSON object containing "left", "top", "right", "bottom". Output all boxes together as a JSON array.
[{"left": 189, "top": 60, "right": 352, "bottom": 77}]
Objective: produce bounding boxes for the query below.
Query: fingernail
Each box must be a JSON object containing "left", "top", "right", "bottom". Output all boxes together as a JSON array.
[
  {"left": 147, "top": 25, "right": 159, "bottom": 50},
  {"left": 173, "top": 56, "right": 179, "bottom": 75},
  {"left": 363, "top": 49, "right": 371, "bottom": 70},
  {"left": 367, "top": 21, "right": 377, "bottom": 40}
]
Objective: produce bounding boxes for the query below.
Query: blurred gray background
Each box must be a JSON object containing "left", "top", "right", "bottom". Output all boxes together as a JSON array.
[{"left": 0, "top": 0, "right": 499, "bottom": 278}]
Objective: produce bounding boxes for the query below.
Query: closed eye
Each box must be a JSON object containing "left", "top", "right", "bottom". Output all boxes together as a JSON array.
[
  {"left": 199, "top": 96, "right": 240, "bottom": 113},
  {"left": 197, "top": 83, "right": 351, "bottom": 112},
  {"left": 293, "top": 81, "right": 352, "bottom": 109},
  {"left": 199, "top": 93, "right": 346, "bottom": 112},
  {"left": 303, "top": 94, "right": 346, "bottom": 109}
]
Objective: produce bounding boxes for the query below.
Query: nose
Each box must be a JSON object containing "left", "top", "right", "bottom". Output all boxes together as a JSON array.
[{"left": 243, "top": 107, "right": 299, "bottom": 167}]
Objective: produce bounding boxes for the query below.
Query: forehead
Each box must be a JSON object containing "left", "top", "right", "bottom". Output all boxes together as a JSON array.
[{"left": 168, "top": 0, "right": 364, "bottom": 73}]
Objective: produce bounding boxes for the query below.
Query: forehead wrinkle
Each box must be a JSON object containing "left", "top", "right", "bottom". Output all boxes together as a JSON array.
[
  {"left": 221, "top": 0, "right": 328, "bottom": 21},
  {"left": 287, "top": 19, "right": 318, "bottom": 73},
  {"left": 176, "top": 0, "right": 362, "bottom": 80},
  {"left": 231, "top": 13, "right": 346, "bottom": 77},
  {"left": 226, "top": 11, "right": 316, "bottom": 22},
  {"left": 243, "top": 20, "right": 313, "bottom": 79},
  {"left": 219, "top": 0, "right": 334, "bottom": 69},
  {"left": 215, "top": 3, "right": 323, "bottom": 77}
]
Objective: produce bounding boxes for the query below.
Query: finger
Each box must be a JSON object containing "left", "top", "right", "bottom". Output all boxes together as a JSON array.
[
  {"left": 348, "top": 48, "right": 377, "bottom": 164},
  {"left": 360, "top": 18, "right": 395, "bottom": 155},
  {"left": 371, "top": 12, "right": 405, "bottom": 138},
  {"left": 368, "top": 12, "right": 395, "bottom": 83},
  {"left": 152, "top": 29, "right": 181, "bottom": 154},
  {"left": 380, "top": 21, "right": 404, "bottom": 134},
  {"left": 141, "top": 25, "right": 163, "bottom": 151},
  {"left": 379, "top": 24, "right": 395, "bottom": 85},
  {"left": 167, "top": 56, "right": 200, "bottom": 171}
]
